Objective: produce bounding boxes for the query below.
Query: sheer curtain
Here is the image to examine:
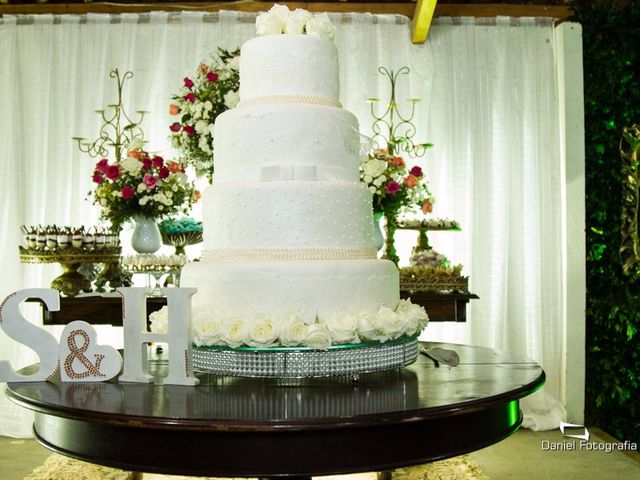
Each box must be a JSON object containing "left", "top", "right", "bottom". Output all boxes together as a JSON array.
[{"left": 0, "top": 12, "right": 567, "bottom": 436}]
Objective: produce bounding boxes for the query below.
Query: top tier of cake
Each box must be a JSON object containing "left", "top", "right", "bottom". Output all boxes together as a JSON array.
[{"left": 239, "top": 34, "right": 339, "bottom": 103}]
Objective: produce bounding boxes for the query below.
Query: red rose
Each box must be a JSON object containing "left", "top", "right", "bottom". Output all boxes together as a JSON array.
[
  {"left": 169, "top": 122, "right": 181, "bottom": 133},
  {"left": 385, "top": 181, "right": 400, "bottom": 195},
  {"left": 183, "top": 77, "right": 194, "bottom": 88},
  {"left": 183, "top": 92, "right": 196, "bottom": 102},
  {"left": 122, "top": 186, "right": 135, "bottom": 200},
  {"left": 105, "top": 165, "right": 120, "bottom": 180},
  {"left": 92, "top": 172, "right": 104, "bottom": 184},
  {"left": 152, "top": 156, "right": 164, "bottom": 168},
  {"left": 409, "top": 166, "right": 423, "bottom": 177},
  {"left": 95, "top": 158, "right": 109, "bottom": 173},
  {"left": 159, "top": 166, "right": 170, "bottom": 179},
  {"left": 206, "top": 71, "right": 219, "bottom": 82},
  {"left": 142, "top": 158, "right": 152, "bottom": 170},
  {"left": 182, "top": 125, "right": 195, "bottom": 136},
  {"left": 143, "top": 174, "right": 158, "bottom": 189}
]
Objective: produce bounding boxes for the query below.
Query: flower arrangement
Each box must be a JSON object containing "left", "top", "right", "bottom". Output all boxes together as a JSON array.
[
  {"left": 256, "top": 4, "right": 336, "bottom": 40},
  {"left": 361, "top": 147, "right": 434, "bottom": 218},
  {"left": 149, "top": 299, "right": 428, "bottom": 349},
  {"left": 169, "top": 48, "right": 240, "bottom": 181},
  {"left": 90, "top": 139, "right": 198, "bottom": 229}
]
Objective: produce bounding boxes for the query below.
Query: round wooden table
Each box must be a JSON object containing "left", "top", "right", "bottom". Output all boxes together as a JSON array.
[{"left": 6, "top": 342, "right": 544, "bottom": 478}]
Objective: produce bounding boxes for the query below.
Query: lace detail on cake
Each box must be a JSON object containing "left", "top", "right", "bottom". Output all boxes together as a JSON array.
[
  {"left": 202, "top": 246, "right": 377, "bottom": 261},
  {"left": 239, "top": 95, "right": 342, "bottom": 108}
]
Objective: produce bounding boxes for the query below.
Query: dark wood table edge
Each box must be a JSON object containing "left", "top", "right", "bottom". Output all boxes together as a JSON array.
[{"left": 5, "top": 343, "right": 546, "bottom": 478}]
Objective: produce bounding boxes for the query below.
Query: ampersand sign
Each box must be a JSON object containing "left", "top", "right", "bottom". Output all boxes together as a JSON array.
[{"left": 59, "top": 321, "right": 122, "bottom": 382}]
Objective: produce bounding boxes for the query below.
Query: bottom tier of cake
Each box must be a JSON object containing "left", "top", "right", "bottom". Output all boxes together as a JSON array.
[{"left": 180, "top": 257, "right": 400, "bottom": 324}]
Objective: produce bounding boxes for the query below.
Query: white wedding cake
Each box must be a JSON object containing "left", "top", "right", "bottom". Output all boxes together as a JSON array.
[{"left": 157, "top": 6, "right": 428, "bottom": 366}]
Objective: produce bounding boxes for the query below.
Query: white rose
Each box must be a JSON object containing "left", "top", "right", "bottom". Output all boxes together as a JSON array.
[
  {"left": 228, "top": 56, "right": 240, "bottom": 71},
  {"left": 325, "top": 311, "right": 360, "bottom": 344},
  {"left": 221, "top": 318, "right": 248, "bottom": 348},
  {"left": 198, "top": 135, "right": 212, "bottom": 154},
  {"left": 121, "top": 155, "right": 142, "bottom": 174},
  {"left": 269, "top": 3, "right": 290, "bottom": 22},
  {"left": 192, "top": 309, "right": 223, "bottom": 346},
  {"left": 378, "top": 306, "right": 411, "bottom": 340},
  {"left": 137, "top": 183, "right": 146, "bottom": 193},
  {"left": 369, "top": 186, "right": 377, "bottom": 194},
  {"left": 224, "top": 90, "right": 240, "bottom": 109},
  {"left": 303, "top": 324, "right": 332, "bottom": 350},
  {"left": 246, "top": 316, "right": 279, "bottom": 347},
  {"left": 138, "top": 196, "right": 150, "bottom": 206},
  {"left": 358, "top": 310, "right": 387, "bottom": 342},
  {"left": 195, "top": 119, "right": 209, "bottom": 134},
  {"left": 256, "top": 11, "right": 282, "bottom": 36},
  {"left": 306, "top": 13, "right": 336, "bottom": 41},
  {"left": 373, "top": 176, "right": 384, "bottom": 187},
  {"left": 149, "top": 306, "right": 168, "bottom": 334},
  {"left": 284, "top": 8, "right": 311, "bottom": 34},
  {"left": 363, "top": 159, "right": 387, "bottom": 178},
  {"left": 203, "top": 100, "right": 213, "bottom": 112},
  {"left": 396, "top": 299, "right": 429, "bottom": 334},
  {"left": 111, "top": 190, "right": 122, "bottom": 198},
  {"left": 128, "top": 138, "right": 144, "bottom": 151},
  {"left": 279, "top": 313, "right": 308, "bottom": 347}
]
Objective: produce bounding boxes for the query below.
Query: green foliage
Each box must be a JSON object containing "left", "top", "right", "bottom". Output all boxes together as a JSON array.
[{"left": 571, "top": 1, "right": 640, "bottom": 444}]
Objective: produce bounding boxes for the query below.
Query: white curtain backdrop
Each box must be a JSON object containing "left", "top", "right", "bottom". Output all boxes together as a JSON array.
[{"left": 0, "top": 11, "right": 565, "bottom": 436}]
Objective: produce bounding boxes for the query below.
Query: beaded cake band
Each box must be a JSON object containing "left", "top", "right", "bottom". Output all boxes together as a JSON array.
[
  {"left": 238, "top": 94, "right": 342, "bottom": 109},
  {"left": 202, "top": 246, "right": 377, "bottom": 261}
]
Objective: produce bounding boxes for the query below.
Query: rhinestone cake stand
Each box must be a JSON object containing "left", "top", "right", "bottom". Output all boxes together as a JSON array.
[{"left": 192, "top": 336, "right": 419, "bottom": 379}]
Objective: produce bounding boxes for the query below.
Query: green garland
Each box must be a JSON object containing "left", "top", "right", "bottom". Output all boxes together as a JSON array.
[{"left": 571, "top": 2, "right": 640, "bottom": 444}]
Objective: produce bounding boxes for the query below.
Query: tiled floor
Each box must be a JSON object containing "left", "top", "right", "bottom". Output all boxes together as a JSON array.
[{"left": 1, "top": 427, "right": 639, "bottom": 479}]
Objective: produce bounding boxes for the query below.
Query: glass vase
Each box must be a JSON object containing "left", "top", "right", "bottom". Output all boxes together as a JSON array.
[
  {"left": 131, "top": 216, "right": 162, "bottom": 254},
  {"left": 372, "top": 212, "right": 385, "bottom": 253}
]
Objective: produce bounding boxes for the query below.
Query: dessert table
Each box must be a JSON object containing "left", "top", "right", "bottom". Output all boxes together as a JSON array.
[{"left": 5, "top": 342, "right": 544, "bottom": 479}]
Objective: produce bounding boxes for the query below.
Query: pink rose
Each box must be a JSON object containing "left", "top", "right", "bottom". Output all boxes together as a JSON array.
[
  {"left": 122, "top": 186, "right": 135, "bottom": 200},
  {"left": 403, "top": 174, "right": 419, "bottom": 188},
  {"left": 183, "top": 92, "right": 196, "bottom": 102},
  {"left": 390, "top": 156, "right": 405, "bottom": 168},
  {"left": 386, "top": 181, "right": 400, "bottom": 195},
  {"left": 183, "top": 77, "right": 194, "bottom": 88},
  {"left": 169, "top": 104, "right": 180, "bottom": 116},
  {"left": 105, "top": 165, "right": 120, "bottom": 180},
  {"left": 159, "top": 167, "right": 170, "bottom": 179},
  {"left": 169, "top": 122, "right": 181, "bottom": 133},
  {"left": 95, "top": 158, "right": 109, "bottom": 173},
  {"left": 206, "top": 71, "right": 219, "bottom": 82},
  {"left": 92, "top": 172, "right": 104, "bottom": 184},
  {"left": 142, "top": 158, "right": 152, "bottom": 170},
  {"left": 422, "top": 201, "right": 433, "bottom": 214},
  {"left": 409, "top": 166, "right": 423, "bottom": 177},
  {"left": 197, "top": 63, "right": 208, "bottom": 73},
  {"left": 152, "top": 156, "right": 164, "bottom": 168},
  {"left": 143, "top": 174, "right": 158, "bottom": 189},
  {"left": 182, "top": 125, "right": 195, "bottom": 136}
]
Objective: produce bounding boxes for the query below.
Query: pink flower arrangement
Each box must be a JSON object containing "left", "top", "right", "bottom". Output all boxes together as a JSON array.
[
  {"left": 360, "top": 148, "right": 434, "bottom": 217},
  {"left": 169, "top": 47, "right": 240, "bottom": 181},
  {"left": 90, "top": 147, "right": 198, "bottom": 228}
]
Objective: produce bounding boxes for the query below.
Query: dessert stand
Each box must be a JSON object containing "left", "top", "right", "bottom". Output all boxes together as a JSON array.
[{"left": 19, "top": 246, "right": 121, "bottom": 297}]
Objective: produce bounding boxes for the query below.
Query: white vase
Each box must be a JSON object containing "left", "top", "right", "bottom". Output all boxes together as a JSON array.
[
  {"left": 372, "top": 213, "right": 385, "bottom": 253},
  {"left": 131, "top": 216, "right": 162, "bottom": 254}
]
